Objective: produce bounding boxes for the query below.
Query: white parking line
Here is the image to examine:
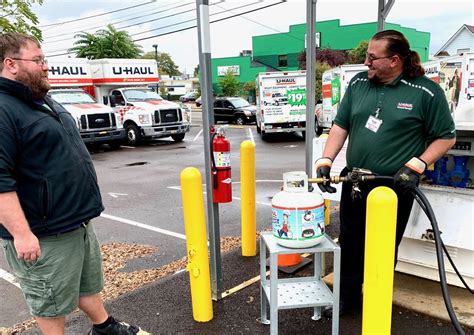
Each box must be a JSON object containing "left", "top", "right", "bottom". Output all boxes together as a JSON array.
[
  {"left": 100, "top": 213, "right": 186, "bottom": 240},
  {"left": 0, "top": 268, "right": 20, "bottom": 288},
  {"left": 247, "top": 127, "right": 255, "bottom": 143},
  {"left": 193, "top": 129, "right": 203, "bottom": 141}
]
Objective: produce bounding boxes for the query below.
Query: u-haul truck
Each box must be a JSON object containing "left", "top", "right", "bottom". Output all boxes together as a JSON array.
[
  {"left": 90, "top": 59, "right": 190, "bottom": 145},
  {"left": 256, "top": 70, "right": 324, "bottom": 139},
  {"left": 48, "top": 58, "right": 125, "bottom": 148},
  {"left": 321, "top": 64, "right": 367, "bottom": 128}
]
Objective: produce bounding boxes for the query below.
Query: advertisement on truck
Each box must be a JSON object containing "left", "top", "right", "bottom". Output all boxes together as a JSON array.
[
  {"left": 320, "top": 64, "right": 367, "bottom": 128},
  {"left": 90, "top": 59, "right": 191, "bottom": 145},
  {"left": 256, "top": 70, "right": 322, "bottom": 139},
  {"left": 48, "top": 59, "right": 125, "bottom": 148}
]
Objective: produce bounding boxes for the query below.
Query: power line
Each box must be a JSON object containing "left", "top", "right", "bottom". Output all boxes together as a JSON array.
[
  {"left": 46, "top": 1, "right": 286, "bottom": 58},
  {"left": 44, "top": 1, "right": 194, "bottom": 41},
  {"left": 39, "top": 1, "right": 157, "bottom": 28}
]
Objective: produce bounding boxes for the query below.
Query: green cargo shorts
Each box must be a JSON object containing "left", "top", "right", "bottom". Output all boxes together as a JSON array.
[{"left": 2, "top": 222, "right": 104, "bottom": 317}]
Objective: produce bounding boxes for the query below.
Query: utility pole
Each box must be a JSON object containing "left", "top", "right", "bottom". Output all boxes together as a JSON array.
[{"left": 152, "top": 44, "right": 159, "bottom": 93}]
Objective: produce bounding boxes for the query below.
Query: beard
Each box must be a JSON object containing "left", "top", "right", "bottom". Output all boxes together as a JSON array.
[{"left": 16, "top": 69, "right": 51, "bottom": 99}]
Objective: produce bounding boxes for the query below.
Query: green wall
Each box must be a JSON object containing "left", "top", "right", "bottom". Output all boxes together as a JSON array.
[{"left": 210, "top": 20, "right": 430, "bottom": 90}]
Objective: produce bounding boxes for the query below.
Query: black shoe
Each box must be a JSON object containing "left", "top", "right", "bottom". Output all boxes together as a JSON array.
[
  {"left": 322, "top": 300, "right": 362, "bottom": 317},
  {"left": 90, "top": 316, "right": 141, "bottom": 335}
]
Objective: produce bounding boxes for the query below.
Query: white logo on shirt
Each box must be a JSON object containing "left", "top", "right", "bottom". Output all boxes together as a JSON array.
[{"left": 397, "top": 102, "right": 413, "bottom": 111}]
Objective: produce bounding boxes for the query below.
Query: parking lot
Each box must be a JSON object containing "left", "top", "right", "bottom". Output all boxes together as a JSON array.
[{"left": 0, "top": 110, "right": 311, "bottom": 329}]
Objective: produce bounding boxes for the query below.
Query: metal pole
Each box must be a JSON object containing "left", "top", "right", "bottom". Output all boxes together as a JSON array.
[
  {"left": 378, "top": 0, "right": 395, "bottom": 32},
  {"left": 305, "top": 0, "right": 317, "bottom": 180},
  {"left": 196, "top": 0, "right": 223, "bottom": 300},
  {"left": 152, "top": 44, "right": 159, "bottom": 93}
]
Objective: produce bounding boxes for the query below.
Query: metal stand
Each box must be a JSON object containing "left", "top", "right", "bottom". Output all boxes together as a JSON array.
[{"left": 259, "top": 232, "right": 340, "bottom": 334}]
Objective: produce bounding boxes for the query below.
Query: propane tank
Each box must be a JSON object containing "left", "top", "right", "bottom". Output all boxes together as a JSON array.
[{"left": 272, "top": 171, "right": 325, "bottom": 248}]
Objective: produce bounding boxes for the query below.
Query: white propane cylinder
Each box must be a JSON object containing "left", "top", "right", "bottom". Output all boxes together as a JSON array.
[{"left": 272, "top": 171, "right": 325, "bottom": 248}]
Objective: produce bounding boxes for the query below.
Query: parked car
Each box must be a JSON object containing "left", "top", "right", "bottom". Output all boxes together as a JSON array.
[
  {"left": 179, "top": 91, "right": 199, "bottom": 102},
  {"left": 213, "top": 97, "right": 256, "bottom": 125}
]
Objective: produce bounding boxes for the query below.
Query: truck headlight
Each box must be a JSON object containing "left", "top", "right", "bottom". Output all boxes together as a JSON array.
[
  {"left": 115, "top": 113, "right": 123, "bottom": 127},
  {"left": 138, "top": 114, "right": 150, "bottom": 124},
  {"left": 244, "top": 110, "right": 252, "bottom": 116}
]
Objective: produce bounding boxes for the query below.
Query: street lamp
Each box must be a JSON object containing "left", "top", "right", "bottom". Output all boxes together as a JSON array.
[{"left": 152, "top": 44, "right": 159, "bottom": 93}]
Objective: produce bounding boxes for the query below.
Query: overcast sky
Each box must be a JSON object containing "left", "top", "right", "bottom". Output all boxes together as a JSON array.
[{"left": 33, "top": 0, "right": 473, "bottom": 74}]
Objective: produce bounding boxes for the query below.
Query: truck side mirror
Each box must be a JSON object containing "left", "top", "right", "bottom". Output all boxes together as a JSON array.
[
  {"left": 109, "top": 95, "right": 116, "bottom": 107},
  {"left": 103, "top": 96, "right": 109, "bottom": 105}
]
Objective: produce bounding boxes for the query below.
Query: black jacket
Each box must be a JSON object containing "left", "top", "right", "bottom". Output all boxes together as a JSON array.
[{"left": 0, "top": 77, "right": 104, "bottom": 238}]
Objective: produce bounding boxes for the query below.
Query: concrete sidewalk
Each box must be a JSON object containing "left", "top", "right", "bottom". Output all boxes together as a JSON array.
[{"left": 23, "top": 245, "right": 473, "bottom": 334}]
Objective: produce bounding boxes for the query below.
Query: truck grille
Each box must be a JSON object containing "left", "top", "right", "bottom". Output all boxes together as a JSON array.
[
  {"left": 79, "top": 113, "right": 115, "bottom": 130},
  {"left": 154, "top": 109, "right": 180, "bottom": 124}
]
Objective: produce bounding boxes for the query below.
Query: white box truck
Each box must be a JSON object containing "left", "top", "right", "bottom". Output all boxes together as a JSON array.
[
  {"left": 320, "top": 64, "right": 367, "bottom": 128},
  {"left": 256, "top": 70, "right": 323, "bottom": 139},
  {"left": 90, "top": 59, "right": 191, "bottom": 145},
  {"left": 48, "top": 58, "right": 125, "bottom": 148}
]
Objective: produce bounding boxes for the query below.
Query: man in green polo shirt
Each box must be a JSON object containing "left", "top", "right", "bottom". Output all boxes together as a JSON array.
[{"left": 315, "top": 30, "right": 456, "bottom": 315}]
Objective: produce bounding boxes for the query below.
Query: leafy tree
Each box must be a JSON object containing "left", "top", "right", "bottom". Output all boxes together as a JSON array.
[
  {"left": 143, "top": 51, "right": 180, "bottom": 76},
  {"left": 218, "top": 70, "right": 241, "bottom": 97},
  {"left": 0, "top": 0, "right": 43, "bottom": 41},
  {"left": 193, "top": 64, "right": 199, "bottom": 78},
  {"left": 347, "top": 40, "right": 368, "bottom": 64},
  {"left": 299, "top": 48, "right": 348, "bottom": 69},
  {"left": 69, "top": 24, "right": 142, "bottom": 59}
]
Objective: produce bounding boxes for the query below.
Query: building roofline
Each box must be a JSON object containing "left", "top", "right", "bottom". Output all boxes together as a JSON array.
[{"left": 436, "top": 24, "right": 474, "bottom": 55}]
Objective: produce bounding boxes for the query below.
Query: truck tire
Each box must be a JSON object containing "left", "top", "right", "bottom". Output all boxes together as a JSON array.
[
  {"left": 235, "top": 115, "right": 245, "bottom": 125},
  {"left": 256, "top": 123, "right": 261, "bottom": 134},
  {"left": 126, "top": 124, "right": 142, "bottom": 146},
  {"left": 171, "top": 133, "right": 185, "bottom": 142},
  {"left": 261, "top": 130, "right": 268, "bottom": 141}
]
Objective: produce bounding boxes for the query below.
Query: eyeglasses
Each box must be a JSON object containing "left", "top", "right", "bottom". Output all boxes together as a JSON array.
[
  {"left": 10, "top": 58, "right": 48, "bottom": 66},
  {"left": 365, "top": 52, "right": 394, "bottom": 62}
]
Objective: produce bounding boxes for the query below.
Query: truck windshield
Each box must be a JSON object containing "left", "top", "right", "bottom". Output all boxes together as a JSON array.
[
  {"left": 123, "top": 89, "right": 163, "bottom": 102},
  {"left": 50, "top": 91, "right": 97, "bottom": 104}
]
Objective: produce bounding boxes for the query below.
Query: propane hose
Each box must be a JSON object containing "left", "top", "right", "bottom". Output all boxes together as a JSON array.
[{"left": 309, "top": 171, "right": 468, "bottom": 335}]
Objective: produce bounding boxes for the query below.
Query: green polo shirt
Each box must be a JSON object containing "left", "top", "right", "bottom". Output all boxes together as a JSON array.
[{"left": 334, "top": 71, "right": 455, "bottom": 175}]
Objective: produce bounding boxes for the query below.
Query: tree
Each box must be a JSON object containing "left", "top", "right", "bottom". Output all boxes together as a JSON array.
[
  {"left": 143, "top": 51, "right": 180, "bottom": 76},
  {"left": 298, "top": 48, "right": 348, "bottom": 69},
  {"left": 218, "top": 70, "right": 241, "bottom": 97},
  {"left": 0, "top": 0, "right": 43, "bottom": 41},
  {"left": 69, "top": 24, "right": 142, "bottom": 59},
  {"left": 315, "top": 62, "right": 332, "bottom": 101},
  {"left": 193, "top": 64, "right": 199, "bottom": 78},
  {"left": 347, "top": 40, "right": 368, "bottom": 64}
]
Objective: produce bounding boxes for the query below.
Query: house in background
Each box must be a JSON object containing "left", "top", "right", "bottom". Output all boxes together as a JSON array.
[{"left": 435, "top": 24, "right": 474, "bottom": 57}]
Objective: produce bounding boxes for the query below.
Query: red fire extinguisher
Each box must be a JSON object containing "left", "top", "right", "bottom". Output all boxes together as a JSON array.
[{"left": 211, "top": 127, "right": 232, "bottom": 203}]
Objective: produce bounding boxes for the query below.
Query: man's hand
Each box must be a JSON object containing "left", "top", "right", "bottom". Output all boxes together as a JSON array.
[
  {"left": 394, "top": 157, "right": 427, "bottom": 193},
  {"left": 14, "top": 232, "right": 41, "bottom": 261},
  {"left": 315, "top": 157, "right": 337, "bottom": 193}
]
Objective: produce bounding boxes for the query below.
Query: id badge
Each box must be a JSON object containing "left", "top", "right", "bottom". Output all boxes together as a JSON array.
[{"left": 365, "top": 115, "right": 383, "bottom": 133}]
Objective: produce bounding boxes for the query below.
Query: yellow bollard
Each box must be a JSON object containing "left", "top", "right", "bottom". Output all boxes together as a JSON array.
[
  {"left": 362, "top": 186, "right": 398, "bottom": 335},
  {"left": 324, "top": 199, "right": 331, "bottom": 226},
  {"left": 180, "top": 167, "right": 213, "bottom": 322},
  {"left": 241, "top": 140, "right": 256, "bottom": 256}
]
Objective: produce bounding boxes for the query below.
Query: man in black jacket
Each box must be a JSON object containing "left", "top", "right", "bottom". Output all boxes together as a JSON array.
[{"left": 0, "top": 33, "right": 141, "bottom": 334}]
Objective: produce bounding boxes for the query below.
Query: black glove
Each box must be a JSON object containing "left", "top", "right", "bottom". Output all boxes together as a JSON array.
[
  {"left": 394, "top": 157, "right": 427, "bottom": 193},
  {"left": 315, "top": 157, "right": 337, "bottom": 193}
]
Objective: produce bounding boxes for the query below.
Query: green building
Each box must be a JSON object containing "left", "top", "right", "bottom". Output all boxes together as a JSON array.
[{"left": 211, "top": 19, "right": 430, "bottom": 94}]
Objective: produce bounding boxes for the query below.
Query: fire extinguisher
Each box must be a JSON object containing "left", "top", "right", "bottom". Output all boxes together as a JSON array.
[{"left": 211, "top": 127, "right": 232, "bottom": 203}]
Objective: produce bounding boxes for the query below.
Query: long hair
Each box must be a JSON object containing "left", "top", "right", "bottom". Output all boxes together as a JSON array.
[
  {"left": 372, "top": 30, "right": 425, "bottom": 78},
  {"left": 0, "top": 32, "right": 40, "bottom": 72}
]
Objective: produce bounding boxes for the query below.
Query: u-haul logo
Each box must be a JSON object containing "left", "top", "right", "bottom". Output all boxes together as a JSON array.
[
  {"left": 112, "top": 66, "right": 154, "bottom": 75},
  {"left": 397, "top": 102, "right": 413, "bottom": 111},
  {"left": 276, "top": 78, "right": 296, "bottom": 85},
  {"left": 48, "top": 66, "right": 88, "bottom": 76}
]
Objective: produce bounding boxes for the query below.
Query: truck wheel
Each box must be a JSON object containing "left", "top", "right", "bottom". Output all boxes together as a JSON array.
[
  {"left": 261, "top": 130, "right": 268, "bottom": 141},
  {"left": 109, "top": 141, "right": 122, "bottom": 150},
  {"left": 468, "top": 94, "right": 471, "bottom": 100},
  {"left": 171, "top": 133, "right": 185, "bottom": 142},
  {"left": 235, "top": 115, "right": 245, "bottom": 125},
  {"left": 126, "top": 124, "right": 142, "bottom": 146},
  {"left": 256, "top": 123, "right": 261, "bottom": 134}
]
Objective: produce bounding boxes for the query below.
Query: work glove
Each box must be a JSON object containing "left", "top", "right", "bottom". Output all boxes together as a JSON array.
[
  {"left": 315, "top": 157, "right": 337, "bottom": 193},
  {"left": 394, "top": 157, "right": 427, "bottom": 193}
]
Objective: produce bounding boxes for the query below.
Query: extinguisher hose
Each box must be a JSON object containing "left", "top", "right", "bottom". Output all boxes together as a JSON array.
[
  {"left": 365, "top": 175, "right": 467, "bottom": 335},
  {"left": 210, "top": 132, "right": 218, "bottom": 189}
]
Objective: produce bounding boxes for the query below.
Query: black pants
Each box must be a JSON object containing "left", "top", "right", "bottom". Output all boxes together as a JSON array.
[{"left": 338, "top": 168, "right": 415, "bottom": 305}]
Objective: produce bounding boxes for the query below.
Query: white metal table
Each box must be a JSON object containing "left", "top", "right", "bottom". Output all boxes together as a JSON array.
[{"left": 259, "top": 231, "right": 341, "bottom": 334}]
